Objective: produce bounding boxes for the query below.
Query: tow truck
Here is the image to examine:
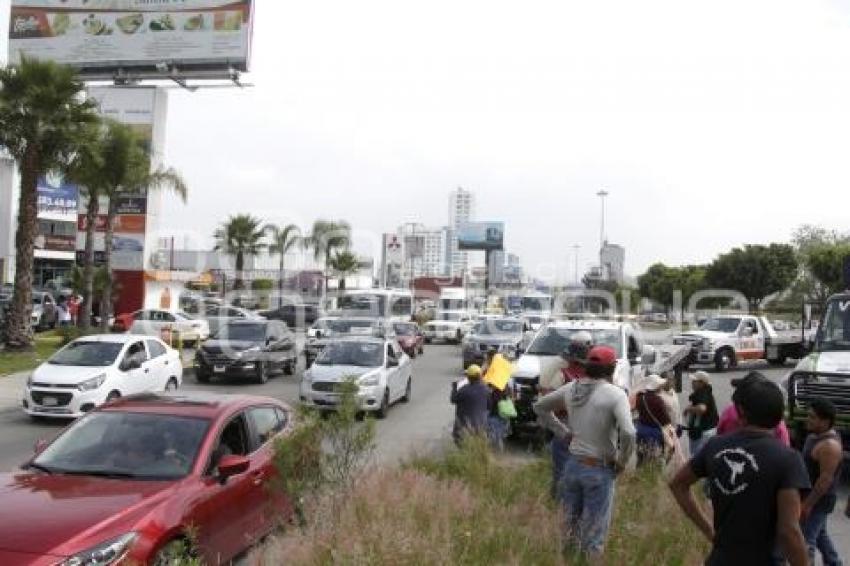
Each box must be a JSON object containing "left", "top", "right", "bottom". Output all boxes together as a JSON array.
[
  {"left": 672, "top": 314, "right": 808, "bottom": 372},
  {"left": 786, "top": 291, "right": 850, "bottom": 454}
]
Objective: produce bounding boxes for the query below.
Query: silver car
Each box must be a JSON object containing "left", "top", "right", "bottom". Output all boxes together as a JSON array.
[{"left": 201, "top": 304, "right": 266, "bottom": 336}]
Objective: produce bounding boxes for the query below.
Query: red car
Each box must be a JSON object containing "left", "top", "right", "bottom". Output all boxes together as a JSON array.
[
  {"left": 393, "top": 322, "right": 425, "bottom": 358},
  {"left": 112, "top": 312, "right": 135, "bottom": 332},
  {"left": 0, "top": 393, "right": 294, "bottom": 565}
]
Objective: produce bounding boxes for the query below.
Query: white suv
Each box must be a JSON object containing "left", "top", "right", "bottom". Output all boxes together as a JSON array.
[{"left": 23, "top": 334, "right": 182, "bottom": 419}]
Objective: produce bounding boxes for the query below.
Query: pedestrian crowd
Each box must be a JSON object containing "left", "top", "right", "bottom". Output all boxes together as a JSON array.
[{"left": 451, "top": 329, "right": 847, "bottom": 564}]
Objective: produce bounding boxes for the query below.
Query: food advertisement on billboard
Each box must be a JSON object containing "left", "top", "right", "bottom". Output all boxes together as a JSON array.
[
  {"left": 8, "top": 0, "right": 254, "bottom": 75},
  {"left": 457, "top": 222, "right": 504, "bottom": 251}
]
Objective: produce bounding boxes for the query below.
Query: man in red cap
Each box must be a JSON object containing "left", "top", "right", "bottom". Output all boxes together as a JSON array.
[{"left": 534, "top": 345, "right": 636, "bottom": 558}]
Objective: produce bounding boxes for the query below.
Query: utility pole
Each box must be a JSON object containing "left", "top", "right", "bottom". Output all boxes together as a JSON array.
[
  {"left": 596, "top": 190, "right": 609, "bottom": 252},
  {"left": 572, "top": 244, "right": 580, "bottom": 285}
]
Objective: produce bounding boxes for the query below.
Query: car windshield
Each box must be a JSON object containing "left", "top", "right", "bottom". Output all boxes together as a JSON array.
[
  {"left": 699, "top": 318, "right": 741, "bottom": 333},
  {"left": 315, "top": 341, "right": 384, "bottom": 367},
  {"left": 475, "top": 320, "right": 523, "bottom": 335},
  {"left": 32, "top": 412, "right": 210, "bottom": 480},
  {"left": 526, "top": 328, "right": 623, "bottom": 357},
  {"left": 331, "top": 319, "right": 375, "bottom": 335},
  {"left": 393, "top": 323, "right": 417, "bottom": 336},
  {"left": 438, "top": 313, "right": 463, "bottom": 322},
  {"left": 816, "top": 298, "right": 850, "bottom": 352},
  {"left": 215, "top": 323, "right": 266, "bottom": 342},
  {"left": 49, "top": 341, "right": 124, "bottom": 367},
  {"left": 522, "top": 297, "right": 550, "bottom": 311},
  {"left": 338, "top": 295, "right": 386, "bottom": 316}
]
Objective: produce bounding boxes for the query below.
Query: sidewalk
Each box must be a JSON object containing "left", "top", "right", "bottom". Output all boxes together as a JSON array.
[{"left": 0, "top": 372, "right": 28, "bottom": 412}]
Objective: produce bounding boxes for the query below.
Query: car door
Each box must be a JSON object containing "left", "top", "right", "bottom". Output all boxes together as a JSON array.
[
  {"left": 119, "top": 340, "right": 150, "bottom": 395},
  {"left": 738, "top": 319, "right": 762, "bottom": 360},
  {"left": 145, "top": 339, "right": 172, "bottom": 390},
  {"left": 245, "top": 405, "right": 291, "bottom": 538},
  {"left": 385, "top": 343, "right": 401, "bottom": 400},
  {"left": 191, "top": 412, "right": 259, "bottom": 563}
]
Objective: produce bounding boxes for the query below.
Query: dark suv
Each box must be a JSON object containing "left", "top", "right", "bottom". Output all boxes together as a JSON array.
[
  {"left": 258, "top": 303, "right": 320, "bottom": 329},
  {"left": 195, "top": 320, "right": 297, "bottom": 384}
]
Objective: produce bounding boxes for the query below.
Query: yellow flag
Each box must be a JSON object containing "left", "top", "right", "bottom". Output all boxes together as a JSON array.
[{"left": 483, "top": 353, "right": 513, "bottom": 391}]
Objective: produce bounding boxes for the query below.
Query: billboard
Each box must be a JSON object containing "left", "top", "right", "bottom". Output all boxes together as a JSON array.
[
  {"left": 457, "top": 222, "right": 504, "bottom": 251},
  {"left": 37, "top": 174, "right": 78, "bottom": 220},
  {"left": 8, "top": 0, "right": 254, "bottom": 77}
]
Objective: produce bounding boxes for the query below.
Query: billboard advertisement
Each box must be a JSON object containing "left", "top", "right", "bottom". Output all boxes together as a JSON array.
[
  {"left": 8, "top": 0, "right": 254, "bottom": 76},
  {"left": 457, "top": 222, "right": 504, "bottom": 251},
  {"left": 37, "top": 174, "right": 78, "bottom": 220}
]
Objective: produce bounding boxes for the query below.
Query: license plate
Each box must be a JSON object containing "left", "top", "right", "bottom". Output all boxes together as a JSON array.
[
  {"left": 213, "top": 365, "right": 226, "bottom": 373},
  {"left": 41, "top": 397, "right": 58, "bottom": 407}
]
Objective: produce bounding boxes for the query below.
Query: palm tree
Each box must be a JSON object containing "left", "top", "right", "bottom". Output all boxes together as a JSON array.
[
  {"left": 214, "top": 215, "right": 266, "bottom": 291},
  {"left": 99, "top": 122, "right": 186, "bottom": 330},
  {"left": 328, "top": 250, "right": 361, "bottom": 291},
  {"left": 0, "top": 57, "right": 99, "bottom": 348},
  {"left": 265, "top": 223, "right": 301, "bottom": 309},
  {"left": 303, "top": 220, "right": 351, "bottom": 295}
]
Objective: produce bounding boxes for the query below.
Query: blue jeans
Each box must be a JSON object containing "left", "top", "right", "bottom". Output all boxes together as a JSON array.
[
  {"left": 487, "top": 415, "right": 508, "bottom": 449},
  {"left": 551, "top": 436, "right": 571, "bottom": 501},
  {"left": 560, "top": 457, "right": 616, "bottom": 555},
  {"left": 801, "top": 497, "right": 843, "bottom": 566}
]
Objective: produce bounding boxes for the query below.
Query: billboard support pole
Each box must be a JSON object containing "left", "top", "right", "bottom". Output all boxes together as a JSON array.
[{"left": 485, "top": 249, "right": 491, "bottom": 297}]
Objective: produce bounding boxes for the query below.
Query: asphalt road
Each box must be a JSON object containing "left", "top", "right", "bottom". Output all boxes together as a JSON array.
[{"left": 0, "top": 346, "right": 847, "bottom": 561}]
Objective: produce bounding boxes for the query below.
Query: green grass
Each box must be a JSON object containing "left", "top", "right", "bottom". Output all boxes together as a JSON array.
[
  {"left": 0, "top": 332, "right": 63, "bottom": 376},
  {"left": 255, "top": 438, "right": 712, "bottom": 565}
]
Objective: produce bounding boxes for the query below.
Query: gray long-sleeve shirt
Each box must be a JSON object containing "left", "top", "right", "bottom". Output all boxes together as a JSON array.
[{"left": 534, "top": 378, "right": 636, "bottom": 469}]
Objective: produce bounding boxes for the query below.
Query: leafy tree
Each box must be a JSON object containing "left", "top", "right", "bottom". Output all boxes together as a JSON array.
[
  {"left": 637, "top": 263, "right": 680, "bottom": 311},
  {"left": 214, "top": 215, "right": 266, "bottom": 290},
  {"left": 0, "top": 58, "right": 99, "bottom": 348},
  {"left": 787, "top": 224, "right": 850, "bottom": 305},
  {"left": 303, "top": 220, "right": 351, "bottom": 293},
  {"left": 71, "top": 120, "right": 186, "bottom": 330},
  {"left": 328, "top": 251, "right": 361, "bottom": 291},
  {"left": 705, "top": 244, "right": 798, "bottom": 310},
  {"left": 265, "top": 223, "right": 301, "bottom": 308},
  {"left": 805, "top": 243, "right": 850, "bottom": 297}
]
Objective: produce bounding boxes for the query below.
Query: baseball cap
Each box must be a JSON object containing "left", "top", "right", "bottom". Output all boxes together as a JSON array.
[
  {"left": 586, "top": 345, "right": 617, "bottom": 366},
  {"left": 690, "top": 370, "right": 711, "bottom": 384},
  {"left": 465, "top": 364, "right": 482, "bottom": 378}
]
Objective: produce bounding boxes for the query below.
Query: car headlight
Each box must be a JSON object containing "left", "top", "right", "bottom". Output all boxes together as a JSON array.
[
  {"left": 61, "top": 532, "right": 137, "bottom": 566},
  {"left": 359, "top": 373, "right": 380, "bottom": 387},
  {"left": 78, "top": 374, "right": 106, "bottom": 392}
]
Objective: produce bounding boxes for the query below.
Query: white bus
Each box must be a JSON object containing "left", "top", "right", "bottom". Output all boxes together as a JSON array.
[{"left": 337, "top": 289, "right": 414, "bottom": 321}]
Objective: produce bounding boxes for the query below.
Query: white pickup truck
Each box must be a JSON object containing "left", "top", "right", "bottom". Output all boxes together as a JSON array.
[{"left": 672, "top": 315, "right": 808, "bottom": 372}]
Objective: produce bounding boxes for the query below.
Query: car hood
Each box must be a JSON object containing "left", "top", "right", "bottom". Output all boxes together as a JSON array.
[
  {"left": 307, "top": 364, "right": 379, "bottom": 381},
  {"left": 467, "top": 334, "right": 522, "bottom": 345},
  {"left": 202, "top": 340, "right": 262, "bottom": 353},
  {"left": 31, "top": 364, "right": 112, "bottom": 386},
  {"left": 512, "top": 353, "right": 558, "bottom": 378},
  {"left": 676, "top": 330, "right": 729, "bottom": 341},
  {"left": 0, "top": 472, "right": 174, "bottom": 556},
  {"left": 794, "top": 351, "right": 850, "bottom": 374}
]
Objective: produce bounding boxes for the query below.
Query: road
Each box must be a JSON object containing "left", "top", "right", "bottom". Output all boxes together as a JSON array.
[{"left": 0, "top": 346, "right": 847, "bottom": 560}]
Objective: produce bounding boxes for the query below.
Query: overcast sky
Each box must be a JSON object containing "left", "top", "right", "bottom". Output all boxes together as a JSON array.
[{"left": 5, "top": 0, "right": 850, "bottom": 283}]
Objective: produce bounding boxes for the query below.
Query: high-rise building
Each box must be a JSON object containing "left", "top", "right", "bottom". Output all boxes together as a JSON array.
[
  {"left": 600, "top": 242, "right": 626, "bottom": 284},
  {"left": 448, "top": 187, "right": 475, "bottom": 276},
  {"left": 398, "top": 223, "right": 451, "bottom": 278}
]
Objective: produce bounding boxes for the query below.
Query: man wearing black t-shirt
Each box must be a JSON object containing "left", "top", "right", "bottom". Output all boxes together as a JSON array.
[{"left": 669, "top": 380, "right": 810, "bottom": 566}]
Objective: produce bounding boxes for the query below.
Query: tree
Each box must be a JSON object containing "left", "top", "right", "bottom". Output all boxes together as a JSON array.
[
  {"left": 99, "top": 122, "right": 186, "bottom": 330},
  {"left": 303, "top": 220, "right": 352, "bottom": 293},
  {"left": 637, "top": 263, "right": 680, "bottom": 311},
  {"left": 265, "top": 223, "right": 301, "bottom": 308},
  {"left": 328, "top": 251, "right": 361, "bottom": 291},
  {"left": 214, "top": 215, "right": 266, "bottom": 290},
  {"left": 788, "top": 224, "right": 850, "bottom": 305},
  {"left": 0, "top": 58, "right": 99, "bottom": 348},
  {"left": 805, "top": 243, "right": 850, "bottom": 297},
  {"left": 705, "top": 244, "right": 798, "bottom": 310}
]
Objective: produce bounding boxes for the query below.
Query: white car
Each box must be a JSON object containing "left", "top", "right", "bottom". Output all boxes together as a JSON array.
[
  {"left": 422, "top": 311, "right": 475, "bottom": 344},
  {"left": 128, "top": 309, "right": 210, "bottom": 344},
  {"left": 307, "top": 316, "right": 338, "bottom": 339},
  {"left": 23, "top": 334, "right": 182, "bottom": 419},
  {"left": 300, "top": 337, "right": 413, "bottom": 418}
]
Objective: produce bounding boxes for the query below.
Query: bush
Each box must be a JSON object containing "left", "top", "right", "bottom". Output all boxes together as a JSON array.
[{"left": 252, "top": 278, "right": 275, "bottom": 291}]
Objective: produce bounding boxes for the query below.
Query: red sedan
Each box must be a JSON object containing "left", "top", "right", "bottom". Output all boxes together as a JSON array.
[
  {"left": 393, "top": 322, "right": 425, "bottom": 358},
  {"left": 0, "top": 393, "right": 294, "bottom": 565}
]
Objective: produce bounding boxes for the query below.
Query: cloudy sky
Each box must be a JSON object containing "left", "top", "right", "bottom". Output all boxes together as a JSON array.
[{"left": 6, "top": 0, "right": 850, "bottom": 283}]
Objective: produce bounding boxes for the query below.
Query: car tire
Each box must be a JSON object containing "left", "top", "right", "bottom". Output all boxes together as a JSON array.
[
  {"left": 401, "top": 378, "right": 412, "bottom": 403},
  {"left": 714, "top": 349, "right": 734, "bottom": 372},
  {"left": 256, "top": 362, "right": 269, "bottom": 384},
  {"left": 376, "top": 388, "right": 390, "bottom": 419},
  {"left": 165, "top": 378, "right": 179, "bottom": 392}
]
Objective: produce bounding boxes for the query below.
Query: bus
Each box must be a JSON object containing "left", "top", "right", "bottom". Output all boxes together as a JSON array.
[{"left": 337, "top": 289, "right": 414, "bottom": 321}]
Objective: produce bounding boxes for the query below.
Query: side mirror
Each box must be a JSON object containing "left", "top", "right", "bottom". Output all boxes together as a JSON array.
[
  {"left": 33, "top": 439, "right": 49, "bottom": 455},
  {"left": 217, "top": 454, "right": 250, "bottom": 484},
  {"left": 640, "top": 345, "right": 657, "bottom": 366}
]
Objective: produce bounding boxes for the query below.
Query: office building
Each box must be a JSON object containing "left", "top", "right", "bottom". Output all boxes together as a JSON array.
[
  {"left": 448, "top": 187, "right": 475, "bottom": 277},
  {"left": 600, "top": 242, "right": 626, "bottom": 284}
]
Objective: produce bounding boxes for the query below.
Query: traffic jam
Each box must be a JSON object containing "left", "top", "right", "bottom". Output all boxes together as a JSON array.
[{"left": 6, "top": 282, "right": 849, "bottom": 564}]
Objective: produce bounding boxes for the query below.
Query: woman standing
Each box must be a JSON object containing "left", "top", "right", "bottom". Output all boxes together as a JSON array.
[
  {"left": 683, "top": 371, "right": 719, "bottom": 457},
  {"left": 634, "top": 374, "right": 672, "bottom": 464}
]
